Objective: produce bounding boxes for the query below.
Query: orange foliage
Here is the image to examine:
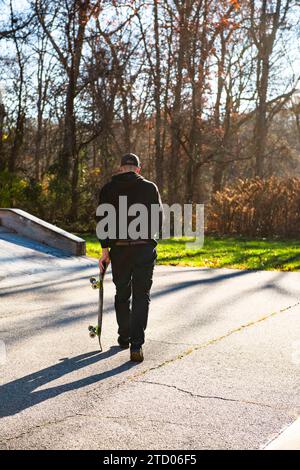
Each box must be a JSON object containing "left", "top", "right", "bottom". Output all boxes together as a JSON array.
[
  {"left": 229, "top": 0, "right": 240, "bottom": 10},
  {"left": 207, "top": 177, "right": 300, "bottom": 237}
]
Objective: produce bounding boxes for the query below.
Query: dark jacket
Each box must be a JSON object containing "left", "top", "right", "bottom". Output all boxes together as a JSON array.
[{"left": 97, "top": 171, "right": 163, "bottom": 248}]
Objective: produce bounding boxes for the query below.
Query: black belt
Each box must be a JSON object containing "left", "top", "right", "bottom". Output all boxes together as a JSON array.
[{"left": 114, "top": 240, "right": 149, "bottom": 246}]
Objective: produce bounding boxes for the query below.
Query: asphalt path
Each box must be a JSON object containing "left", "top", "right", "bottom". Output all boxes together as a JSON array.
[{"left": 0, "top": 231, "right": 299, "bottom": 449}]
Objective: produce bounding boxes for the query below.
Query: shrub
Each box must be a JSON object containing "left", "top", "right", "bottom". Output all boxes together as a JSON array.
[{"left": 207, "top": 177, "right": 300, "bottom": 238}]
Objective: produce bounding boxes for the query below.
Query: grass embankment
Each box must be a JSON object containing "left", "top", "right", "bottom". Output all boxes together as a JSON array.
[{"left": 81, "top": 234, "right": 300, "bottom": 272}]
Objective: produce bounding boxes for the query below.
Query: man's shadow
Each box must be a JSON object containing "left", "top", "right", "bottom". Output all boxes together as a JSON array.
[{"left": 0, "top": 347, "right": 137, "bottom": 418}]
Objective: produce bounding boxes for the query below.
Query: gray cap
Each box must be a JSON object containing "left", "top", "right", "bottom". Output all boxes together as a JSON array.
[{"left": 120, "top": 153, "right": 141, "bottom": 167}]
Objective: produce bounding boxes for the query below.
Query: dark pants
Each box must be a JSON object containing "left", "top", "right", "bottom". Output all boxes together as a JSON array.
[{"left": 110, "top": 243, "right": 156, "bottom": 349}]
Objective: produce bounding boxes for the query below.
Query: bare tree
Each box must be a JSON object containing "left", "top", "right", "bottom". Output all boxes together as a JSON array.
[
  {"left": 250, "top": 0, "right": 297, "bottom": 176},
  {"left": 0, "top": 89, "right": 6, "bottom": 171},
  {"left": 8, "top": 0, "right": 27, "bottom": 174}
]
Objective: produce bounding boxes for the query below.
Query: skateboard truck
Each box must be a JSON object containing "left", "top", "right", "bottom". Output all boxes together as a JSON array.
[
  {"left": 88, "top": 324, "right": 100, "bottom": 338},
  {"left": 89, "top": 277, "right": 100, "bottom": 290}
]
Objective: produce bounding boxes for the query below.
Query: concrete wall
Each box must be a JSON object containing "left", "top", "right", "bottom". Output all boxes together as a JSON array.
[{"left": 0, "top": 209, "right": 86, "bottom": 256}]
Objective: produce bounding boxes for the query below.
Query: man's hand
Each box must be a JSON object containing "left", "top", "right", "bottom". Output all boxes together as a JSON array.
[{"left": 99, "top": 248, "right": 110, "bottom": 273}]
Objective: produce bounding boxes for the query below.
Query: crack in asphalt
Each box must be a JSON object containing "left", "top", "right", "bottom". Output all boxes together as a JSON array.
[
  {"left": 136, "top": 379, "right": 290, "bottom": 411},
  {"left": 0, "top": 411, "right": 199, "bottom": 446},
  {"left": 85, "top": 300, "right": 300, "bottom": 402},
  {"left": 0, "top": 414, "right": 77, "bottom": 446},
  {"left": 148, "top": 338, "right": 201, "bottom": 346},
  {"left": 129, "top": 300, "right": 300, "bottom": 381},
  {"left": 76, "top": 412, "right": 199, "bottom": 430},
  {"left": 1, "top": 301, "right": 299, "bottom": 448}
]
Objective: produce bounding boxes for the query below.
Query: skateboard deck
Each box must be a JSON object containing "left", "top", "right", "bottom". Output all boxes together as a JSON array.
[{"left": 88, "top": 265, "right": 106, "bottom": 351}]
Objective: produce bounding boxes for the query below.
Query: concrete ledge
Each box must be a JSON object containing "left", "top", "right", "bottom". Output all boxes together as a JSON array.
[
  {"left": 0, "top": 208, "right": 86, "bottom": 256},
  {"left": 265, "top": 418, "right": 300, "bottom": 450}
]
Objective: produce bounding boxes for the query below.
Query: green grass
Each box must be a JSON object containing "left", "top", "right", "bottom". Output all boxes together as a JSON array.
[{"left": 80, "top": 234, "right": 300, "bottom": 272}]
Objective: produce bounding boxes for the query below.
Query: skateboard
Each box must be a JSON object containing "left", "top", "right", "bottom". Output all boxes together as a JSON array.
[{"left": 88, "top": 263, "right": 106, "bottom": 351}]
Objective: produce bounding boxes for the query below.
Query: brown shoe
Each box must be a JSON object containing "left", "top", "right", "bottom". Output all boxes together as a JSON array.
[{"left": 130, "top": 347, "right": 144, "bottom": 363}]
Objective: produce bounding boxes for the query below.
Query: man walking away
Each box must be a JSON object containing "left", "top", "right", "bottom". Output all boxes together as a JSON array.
[{"left": 97, "top": 153, "right": 163, "bottom": 362}]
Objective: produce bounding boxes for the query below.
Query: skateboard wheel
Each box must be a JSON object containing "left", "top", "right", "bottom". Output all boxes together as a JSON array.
[
  {"left": 88, "top": 325, "right": 94, "bottom": 331},
  {"left": 89, "top": 332, "right": 96, "bottom": 338},
  {"left": 90, "top": 277, "right": 98, "bottom": 288}
]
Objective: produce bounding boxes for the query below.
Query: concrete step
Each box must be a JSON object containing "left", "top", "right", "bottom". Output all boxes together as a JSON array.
[{"left": 0, "top": 209, "right": 85, "bottom": 255}]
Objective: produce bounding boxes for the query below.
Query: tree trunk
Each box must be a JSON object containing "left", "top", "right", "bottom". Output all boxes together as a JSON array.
[
  {"left": 212, "top": 161, "right": 226, "bottom": 193},
  {"left": 34, "top": 100, "right": 43, "bottom": 181},
  {"left": 185, "top": 159, "right": 194, "bottom": 204},
  {"left": 252, "top": 0, "right": 282, "bottom": 177},
  {"left": 59, "top": 71, "right": 76, "bottom": 178},
  {"left": 9, "top": 110, "right": 25, "bottom": 173},
  {"left": 254, "top": 54, "right": 269, "bottom": 177},
  {"left": 153, "top": 0, "right": 163, "bottom": 190},
  {"left": 70, "top": 151, "right": 80, "bottom": 222},
  {"left": 168, "top": 7, "right": 185, "bottom": 204},
  {"left": 0, "top": 100, "right": 6, "bottom": 171}
]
